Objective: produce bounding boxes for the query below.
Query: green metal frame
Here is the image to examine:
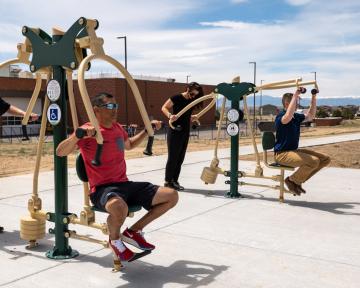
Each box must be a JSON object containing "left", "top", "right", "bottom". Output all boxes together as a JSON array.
[
  {"left": 22, "top": 17, "right": 95, "bottom": 259},
  {"left": 215, "top": 82, "right": 255, "bottom": 198},
  {"left": 22, "top": 18, "right": 91, "bottom": 72}
]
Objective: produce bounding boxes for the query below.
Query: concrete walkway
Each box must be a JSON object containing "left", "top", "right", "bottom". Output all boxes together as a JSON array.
[{"left": 0, "top": 133, "right": 360, "bottom": 287}]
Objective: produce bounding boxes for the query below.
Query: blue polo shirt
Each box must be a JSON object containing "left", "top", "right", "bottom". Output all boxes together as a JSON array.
[{"left": 274, "top": 110, "right": 305, "bottom": 152}]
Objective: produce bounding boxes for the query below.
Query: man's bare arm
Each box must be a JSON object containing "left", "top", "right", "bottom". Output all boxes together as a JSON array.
[
  {"left": 304, "top": 92, "right": 317, "bottom": 122},
  {"left": 56, "top": 127, "right": 96, "bottom": 157},
  {"left": 281, "top": 89, "right": 301, "bottom": 124},
  {"left": 56, "top": 135, "right": 79, "bottom": 157},
  {"left": 124, "top": 120, "right": 162, "bottom": 150}
]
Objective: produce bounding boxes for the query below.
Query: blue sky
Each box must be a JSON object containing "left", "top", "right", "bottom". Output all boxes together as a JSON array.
[
  {"left": 0, "top": 0, "right": 359, "bottom": 98},
  {"left": 165, "top": 0, "right": 300, "bottom": 28}
]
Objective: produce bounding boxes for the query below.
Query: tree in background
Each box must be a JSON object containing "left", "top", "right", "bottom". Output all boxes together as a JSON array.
[
  {"left": 332, "top": 109, "right": 342, "bottom": 117},
  {"left": 316, "top": 107, "right": 330, "bottom": 118},
  {"left": 341, "top": 107, "right": 355, "bottom": 119}
]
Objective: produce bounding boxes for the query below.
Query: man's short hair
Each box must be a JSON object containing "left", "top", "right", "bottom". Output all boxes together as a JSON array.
[
  {"left": 91, "top": 92, "right": 114, "bottom": 107},
  {"left": 282, "top": 93, "right": 293, "bottom": 107}
]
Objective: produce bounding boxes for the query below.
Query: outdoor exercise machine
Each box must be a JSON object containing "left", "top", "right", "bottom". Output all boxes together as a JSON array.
[
  {"left": 1, "top": 17, "right": 155, "bottom": 271},
  {"left": 200, "top": 76, "right": 318, "bottom": 202},
  {"left": 168, "top": 75, "right": 318, "bottom": 202},
  {"left": 0, "top": 37, "right": 50, "bottom": 128}
]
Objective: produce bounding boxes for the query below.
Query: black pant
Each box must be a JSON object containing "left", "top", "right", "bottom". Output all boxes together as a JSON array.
[{"left": 165, "top": 128, "right": 190, "bottom": 182}]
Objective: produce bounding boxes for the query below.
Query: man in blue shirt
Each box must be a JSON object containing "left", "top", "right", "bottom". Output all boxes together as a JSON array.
[{"left": 274, "top": 88, "right": 330, "bottom": 195}]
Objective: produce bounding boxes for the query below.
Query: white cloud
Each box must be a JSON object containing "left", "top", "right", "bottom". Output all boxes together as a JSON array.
[
  {"left": 200, "top": 20, "right": 255, "bottom": 29},
  {"left": 285, "top": 0, "right": 312, "bottom": 6},
  {"left": 0, "top": 0, "right": 359, "bottom": 98},
  {"left": 230, "top": 0, "right": 248, "bottom": 4}
]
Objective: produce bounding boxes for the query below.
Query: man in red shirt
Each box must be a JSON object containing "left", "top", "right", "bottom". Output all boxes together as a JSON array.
[{"left": 56, "top": 92, "right": 178, "bottom": 261}]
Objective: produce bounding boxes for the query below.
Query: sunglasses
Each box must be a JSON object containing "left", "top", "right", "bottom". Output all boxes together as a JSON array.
[{"left": 98, "top": 103, "right": 119, "bottom": 110}]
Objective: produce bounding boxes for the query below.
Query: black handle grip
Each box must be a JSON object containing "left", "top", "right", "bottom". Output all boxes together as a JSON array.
[
  {"left": 75, "top": 128, "right": 86, "bottom": 139},
  {"left": 76, "top": 128, "right": 102, "bottom": 166},
  {"left": 91, "top": 144, "right": 103, "bottom": 166},
  {"left": 75, "top": 127, "right": 97, "bottom": 139},
  {"left": 192, "top": 123, "right": 199, "bottom": 130},
  {"left": 143, "top": 136, "right": 154, "bottom": 156},
  {"left": 311, "top": 88, "right": 319, "bottom": 94},
  {"left": 298, "top": 87, "right": 307, "bottom": 94}
]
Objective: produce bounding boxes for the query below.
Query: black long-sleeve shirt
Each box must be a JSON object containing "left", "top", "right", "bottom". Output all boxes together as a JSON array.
[{"left": 0, "top": 97, "right": 10, "bottom": 116}]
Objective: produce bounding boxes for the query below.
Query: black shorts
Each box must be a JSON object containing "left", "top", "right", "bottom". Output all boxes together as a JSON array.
[{"left": 90, "top": 181, "right": 159, "bottom": 212}]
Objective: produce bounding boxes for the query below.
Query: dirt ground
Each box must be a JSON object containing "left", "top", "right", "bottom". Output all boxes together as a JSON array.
[{"left": 1, "top": 119, "right": 360, "bottom": 177}]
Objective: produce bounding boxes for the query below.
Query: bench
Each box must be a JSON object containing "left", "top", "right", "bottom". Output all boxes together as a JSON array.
[{"left": 258, "top": 121, "right": 295, "bottom": 202}]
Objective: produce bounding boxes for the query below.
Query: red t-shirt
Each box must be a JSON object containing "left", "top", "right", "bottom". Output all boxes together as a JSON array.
[{"left": 77, "top": 122, "right": 129, "bottom": 193}]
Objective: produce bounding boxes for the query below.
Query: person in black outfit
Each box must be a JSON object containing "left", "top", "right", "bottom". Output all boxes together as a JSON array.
[
  {"left": 161, "top": 82, "right": 204, "bottom": 190},
  {"left": 0, "top": 97, "right": 38, "bottom": 233}
]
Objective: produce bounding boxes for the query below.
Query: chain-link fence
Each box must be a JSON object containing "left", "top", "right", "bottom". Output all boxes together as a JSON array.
[{"left": 0, "top": 120, "right": 265, "bottom": 143}]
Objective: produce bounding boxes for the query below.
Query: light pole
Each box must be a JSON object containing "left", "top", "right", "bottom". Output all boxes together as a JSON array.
[
  {"left": 117, "top": 36, "right": 128, "bottom": 125},
  {"left": 186, "top": 75, "right": 191, "bottom": 83},
  {"left": 249, "top": 61, "right": 256, "bottom": 129},
  {"left": 260, "top": 79, "right": 265, "bottom": 120}
]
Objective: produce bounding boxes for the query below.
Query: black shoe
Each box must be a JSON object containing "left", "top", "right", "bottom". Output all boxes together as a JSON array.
[
  {"left": 0, "top": 226, "right": 4, "bottom": 233},
  {"left": 298, "top": 184, "right": 306, "bottom": 194},
  {"left": 164, "top": 182, "right": 176, "bottom": 189},
  {"left": 285, "top": 177, "right": 301, "bottom": 196},
  {"left": 173, "top": 182, "right": 184, "bottom": 191}
]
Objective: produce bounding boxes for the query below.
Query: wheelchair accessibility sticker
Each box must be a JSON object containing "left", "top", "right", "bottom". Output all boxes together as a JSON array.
[{"left": 47, "top": 104, "right": 62, "bottom": 126}]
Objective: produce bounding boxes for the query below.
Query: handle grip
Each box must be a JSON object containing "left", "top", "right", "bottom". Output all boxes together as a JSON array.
[
  {"left": 311, "top": 88, "right": 319, "bottom": 94},
  {"left": 143, "top": 123, "right": 157, "bottom": 156},
  {"left": 75, "top": 127, "right": 86, "bottom": 139},
  {"left": 91, "top": 144, "right": 103, "bottom": 166},
  {"left": 297, "top": 87, "right": 307, "bottom": 94},
  {"left": 143, "top": 136, "right": 154, "bottom": 156},
  {"left": 75, "top": 128, "right": 102, "bottom": 166}
]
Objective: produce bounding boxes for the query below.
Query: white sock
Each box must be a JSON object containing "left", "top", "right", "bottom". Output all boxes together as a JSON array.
[{"left": 111, "top": 239, "right": 126, "bottom": 253}]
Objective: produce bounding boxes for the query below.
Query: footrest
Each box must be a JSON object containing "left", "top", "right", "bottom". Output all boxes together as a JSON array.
[{"left": 128, "top": 250, "right": 152, "bottom": 262}]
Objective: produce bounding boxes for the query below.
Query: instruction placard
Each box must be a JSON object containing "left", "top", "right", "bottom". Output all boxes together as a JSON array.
[{"left": 47, "top": 79, "right": 61, "bottom": 102}]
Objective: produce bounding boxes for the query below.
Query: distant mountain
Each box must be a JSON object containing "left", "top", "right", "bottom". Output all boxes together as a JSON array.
[{"left": 216, "top": 95, "right": 360, "bottom": 108}]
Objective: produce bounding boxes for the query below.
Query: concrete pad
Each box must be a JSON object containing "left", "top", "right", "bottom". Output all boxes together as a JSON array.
[{"left": 1, "top": 133, "right": 360, "bottom": 287}]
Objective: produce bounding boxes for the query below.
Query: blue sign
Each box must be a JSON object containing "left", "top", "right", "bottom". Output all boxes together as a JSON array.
[
  {"left": 50, "top": 108, "right": 58, "bottom": 121},
  {"left": 47, "top": 104, "right": 61, "bottom": 125}
]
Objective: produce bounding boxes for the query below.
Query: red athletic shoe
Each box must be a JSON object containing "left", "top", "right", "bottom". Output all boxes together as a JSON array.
[
  {"left": 122, "top": 228, "right": 155, "bottom": 251},
  {"left": 108, "top": 237, "right": 135, "bottom": 262}
]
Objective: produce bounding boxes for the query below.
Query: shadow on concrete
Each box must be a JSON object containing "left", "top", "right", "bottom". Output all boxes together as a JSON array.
[
  {"left": 181, "top": 188, "right": 360, "bottom": 216},
  {"left": 244, "top": 193, "right": 360, "bottom": 216},
  {"left": 75, "top": 250, "right": 229, "bottom": 287},
  {"left": 0, "top": 230, "right": 54, "bottom": 259},
  {"left": 181, "top": 188, "right": 230, "bottom": 198},
  {"left": 117, "top": 259, "right": 228, "bottom": 288}
]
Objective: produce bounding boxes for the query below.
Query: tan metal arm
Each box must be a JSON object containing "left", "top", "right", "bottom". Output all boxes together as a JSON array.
[
  {"left": 256, "top": 80, "right": 318, "bottom": 91},
  {"left": 169, "top": 93, "right": 216, "bottom": 130},
  {"left": 77, "top": 54, "right": 154, "bottom": 143}
]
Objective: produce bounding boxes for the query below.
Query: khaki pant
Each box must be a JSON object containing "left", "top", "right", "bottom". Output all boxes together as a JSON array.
[{"left": 275, "top": 148, "right": 331, "bottom": 185}]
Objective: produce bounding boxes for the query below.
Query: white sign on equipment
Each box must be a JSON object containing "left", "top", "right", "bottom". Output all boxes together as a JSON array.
[
  {"left": 226, "top": 123, "right": 239, "bottom": 136},
  {"left": 227, "top": 108, "right": 240, "bottom": 122},
  {"left": 47, "top": 79, "right": 61, "bottom": 102}
]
